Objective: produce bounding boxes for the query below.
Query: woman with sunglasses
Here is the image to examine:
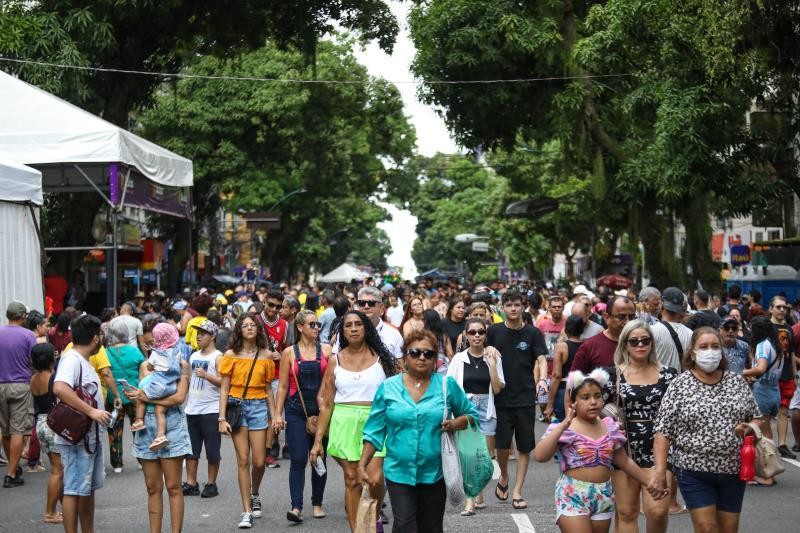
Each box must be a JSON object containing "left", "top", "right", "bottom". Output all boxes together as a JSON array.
[
  {"left": 446, "top": 317, "right": 504, "bottom": 516},
  {"left": 604, "top": 319, "right": 678, "bottom": 533},
  {"left": 310, "top": 310, "right": 397, "bottom": 532},
  {"left": 217, "top": 315, "right": 276, "bottom": 529},
  {"left": 272, "top": 310, "right": 332, "bottom": 523},
  {"left": 359, "top": 329, "right": 478, "bottom": 532}
]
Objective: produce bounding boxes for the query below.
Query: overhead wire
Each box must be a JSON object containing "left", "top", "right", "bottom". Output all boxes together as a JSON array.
[{"left": 0, "top": 56, "right": 633, "bottom": 85}]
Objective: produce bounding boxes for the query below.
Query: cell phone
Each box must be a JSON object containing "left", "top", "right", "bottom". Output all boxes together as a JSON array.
[
  {"left": 220, "top": 304, "right": 228, "bottom": 315},
  {"left": 118, "top": 379, "right": 137, "bottom": 392}
]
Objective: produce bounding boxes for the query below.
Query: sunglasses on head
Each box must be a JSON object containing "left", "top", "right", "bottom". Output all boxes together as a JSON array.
[
  {"left": 357, "top": 299, "right": 379, "bottom": 308},
  {"left": 627, "top": 336, "right": 652, "bottom": 347},
  {"left": 466, "top": 329, "right": 486, "bottom": 336},
  {"left": 406, "top": 348, "right": 437, "bottom": 360}
]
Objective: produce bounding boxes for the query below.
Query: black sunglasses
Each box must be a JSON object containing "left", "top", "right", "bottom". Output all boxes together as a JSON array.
[
  {"left": 306, "top": 322, "right": 321, "bottom": 329},
  {"left": 266, "top": 301, "right": 281, "bottom": 309},
  {"left": 357, "top": 299, "right": 379, "bottom": 308},
  {"left": 466, "top": 329, "right": 486, "bottom": 336},
  {"left": 626, "top": 336, "right": 652, "bottom": 347},
  {"left": 721, "top": 325, "right": 738, "bottom": 332},
  {"left": 406, "top": 348, "right": 437, "bottom": 360}
]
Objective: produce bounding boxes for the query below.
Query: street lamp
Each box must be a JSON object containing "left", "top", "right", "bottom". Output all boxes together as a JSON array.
[{"left": 268, "top": 187, "right": 308, "bottom": 211}]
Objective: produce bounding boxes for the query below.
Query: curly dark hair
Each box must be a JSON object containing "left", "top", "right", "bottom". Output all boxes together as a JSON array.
[
  {"left": 337, "top": 310, "right": 397, "bottom": 377},
  {"left": 229, "top": 315, "right": 268, "bottom": 354},
  {"left": 750, "top": 315, "right": 781, "bottom": 357}
]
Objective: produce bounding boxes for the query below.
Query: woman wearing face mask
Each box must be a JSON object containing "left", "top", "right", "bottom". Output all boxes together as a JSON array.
[
  {"left": 604, "top": 320, "right": 678, "bottom": 533},
  {"left": 653, "top": 327, "right": 759, "bottom": 533},
  {"left": 741, "top": 316, "right": 783, "bottom": 486}
]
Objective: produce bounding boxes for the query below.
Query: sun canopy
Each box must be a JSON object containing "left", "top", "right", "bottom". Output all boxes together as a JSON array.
[
  {"left": 0, "top": 71, "right": 192, "bottom": 189},
  {"left": 0, "top": 156, "right": 43, "bottom": 205},
  {"left": 318, "top": 263, "right": 370, "bottom": 284}
]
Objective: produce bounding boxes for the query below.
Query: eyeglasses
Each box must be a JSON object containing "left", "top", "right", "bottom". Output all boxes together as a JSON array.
[
  {"left": 721, "top": 325, "right": 738, "bottom": 332},
  {"left": 266, "top": 301, "right": 281, "bottom": 309},
  {"left": 306, "top": 322, "right": 321, "bottom": 329},
  {"left": 357, "top": 299, "right": 379, "bottom": 308},
  {"left": 466, "top": 329, "right": 486, "bottom": 336},
  {"left": 612, "top": 313, "right": 638, "bottom": 322},
  {"left": 626, "top": 336, "right": 652, "bottom": 347},
  {"left": 406, "top": 348, "right": 437, "bottom": 360}
]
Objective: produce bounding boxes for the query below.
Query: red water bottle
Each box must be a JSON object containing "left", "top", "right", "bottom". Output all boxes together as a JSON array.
[{"left": 740, "top": 435, "right": 755, "bottom": 481}]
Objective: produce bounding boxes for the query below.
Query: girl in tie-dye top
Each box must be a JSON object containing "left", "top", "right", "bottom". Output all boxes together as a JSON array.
[{"left": 534, "top": 369, "right": 664, "bottom": 532}]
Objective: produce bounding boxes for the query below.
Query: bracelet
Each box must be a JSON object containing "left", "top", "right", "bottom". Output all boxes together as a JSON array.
[{"left": 217, "top": 417, "right": 226, "bottom": 422}]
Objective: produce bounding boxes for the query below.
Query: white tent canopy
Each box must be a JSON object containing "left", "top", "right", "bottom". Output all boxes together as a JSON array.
[
  {"left": 317, "top": 263, "right": 370, "bottom": 284},
  {"left": 0, "top": 71, "right": 192, "bottom": 189},
  {"left": 0, "top": 157, "right": 44, "bottom": 323}
]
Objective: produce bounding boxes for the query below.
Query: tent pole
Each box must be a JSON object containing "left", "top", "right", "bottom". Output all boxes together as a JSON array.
[
  {"left": 74, "top": 164, "right": 113, "bottom": 208},
  {"left": 27, "top": 203, "right": 47, "bottom": 310},
  {"left": 109, "top": 211, "right": 118, "bottom": 308}
]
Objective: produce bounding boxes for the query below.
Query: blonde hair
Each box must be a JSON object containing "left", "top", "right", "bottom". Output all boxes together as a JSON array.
[{"left": 613, "top": 319, "right": 659, "bottom": 369}]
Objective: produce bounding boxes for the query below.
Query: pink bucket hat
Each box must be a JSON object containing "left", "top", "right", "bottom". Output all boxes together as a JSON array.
[{"left": 153, "top": 323, "right": 179, "bottom": 350}]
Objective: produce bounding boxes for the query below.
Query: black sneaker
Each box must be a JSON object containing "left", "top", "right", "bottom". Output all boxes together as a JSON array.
[
  {"left": 3, "top": 475, "right": 23, "bottom": 488},
  {"left": 250, "top": 494, "right": 262, "bottom": 518},
  {"left": 182, "top": 482, "right": 200, "bottom": 496},
  {"left": 778, "top": 445, "right": 797, "bottom": 459},
  {"left": 201, "top": 483, "right": 219, "bottom": 498}
]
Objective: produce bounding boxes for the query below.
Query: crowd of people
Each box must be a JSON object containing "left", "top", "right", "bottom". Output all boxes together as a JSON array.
[{"left": 1, "top": 275, "right": 799, "bottom": 532}]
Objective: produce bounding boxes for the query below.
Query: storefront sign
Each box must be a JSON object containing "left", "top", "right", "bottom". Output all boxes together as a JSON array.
[{"left": 730, "top": 245, "right": 751, "bottom": 266}]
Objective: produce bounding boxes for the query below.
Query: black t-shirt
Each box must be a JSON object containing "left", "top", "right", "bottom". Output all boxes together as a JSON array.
[
  {"left": 487, "top": 322, "right": 548, "bottom": 408},
  {"left": 774, "top": 322, "right": 795, "bottom": 381},
  {"left": 442, "top": 319, "right": 465, "bottom": 352},
  {"left": 463, "top": 354, "right": 491, "bottom": 394}
]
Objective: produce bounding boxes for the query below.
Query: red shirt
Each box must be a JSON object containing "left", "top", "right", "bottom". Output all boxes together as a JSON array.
[
  {"left": 256, "top": 312, "right": 288, "bottom": 380},
  {"left": 44, "top": 275, "right": 68, "bottom": 314},
  {"left": 570, "top": 331, "right": 618, "bottom": 374}
]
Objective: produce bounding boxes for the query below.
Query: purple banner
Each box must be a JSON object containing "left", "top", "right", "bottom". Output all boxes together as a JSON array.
[{"left": 116, "top": 168, "right": 192, "bottom": 219}]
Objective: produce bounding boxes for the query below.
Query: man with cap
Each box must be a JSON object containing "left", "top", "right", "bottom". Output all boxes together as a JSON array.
[
  {"left": 720, "top": 315, "right": 749, "bottom": 375},
  {"left": 183, "top": 320, "right": 223, "bottom": 498},
  {"left": 0, "top": 301, "right": 36, "bottom": 487},
  {"left": 650, "top": 287, "right": 693, "bottom": 371},
  {"left": 564, "top": 284, "right": 589, "bottom": 317}
]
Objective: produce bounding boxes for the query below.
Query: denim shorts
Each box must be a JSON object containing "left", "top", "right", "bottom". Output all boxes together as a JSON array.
[
  {"left": 229, "top": 397, "right": 268, "bottom": 431},
  {"left": 752, "top": 381, "right": 780, "bottom": 418},
  {"left": 59, "top": 440, "right": 105, "bottom": 496},
  {"left": 133, "top": 406, "right": 192, "bottom": 460},
  {"left": 674, "top": 467, "right": 746, "bottom": 513},
  {"left": 468, "top": 394, "right": 497, "bottom": 436}
]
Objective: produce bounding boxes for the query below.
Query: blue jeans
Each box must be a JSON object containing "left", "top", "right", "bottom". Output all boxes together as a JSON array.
[
  {"left": 285, "top": 398, "right": 327, "bottom": 510},
  {"left": 60, "top": 439, "right": 105, "bottom": 496}
]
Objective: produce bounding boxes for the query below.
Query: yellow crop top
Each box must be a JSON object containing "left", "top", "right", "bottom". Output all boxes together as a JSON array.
[{"left": 218, "top": 355, "right": 274, "bottom": 399}]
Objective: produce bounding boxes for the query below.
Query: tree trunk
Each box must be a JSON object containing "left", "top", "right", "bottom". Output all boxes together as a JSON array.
[
  {"left": 638, "top": 205, "right": 683, "bottom": 289},
  {"left": 680, "top": 194, "right": 721, "bottom": 292}
]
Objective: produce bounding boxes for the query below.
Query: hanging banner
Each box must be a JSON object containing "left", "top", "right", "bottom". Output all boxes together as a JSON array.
[{"left": 730, "top": 245, "right": 751, "bottom": 266}]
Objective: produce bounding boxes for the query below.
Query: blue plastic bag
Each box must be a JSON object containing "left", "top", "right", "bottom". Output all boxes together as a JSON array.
[{"left": 456, "top": 424, "right": 494, "bottom": 498}]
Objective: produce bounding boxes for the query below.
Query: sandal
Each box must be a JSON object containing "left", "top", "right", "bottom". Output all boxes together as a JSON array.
[
  {"left": 494, "top": 481, "right": 509, "bottom": 501},
  {"left": 460, "top": 509, "right": 475, "bottom": 517},
  {"left": 669, "top": 505, "right": 689, "bottom": 514},
  {"left": 512, "top": 498, "right": 528, "bottom": 510},
  {"left": 148, "top": 436, "right": 169, "bottom": 451},
  {"left": 44, "top": 513, "right": 63, "bottom": 524},
  {"left": 474, "top": 499, "right": 486, "bottom": 510},
  {"left": 130, "top": 419, "right": 145, "bottom": 432}
]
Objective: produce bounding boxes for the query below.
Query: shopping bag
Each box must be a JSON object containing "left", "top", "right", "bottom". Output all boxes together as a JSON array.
[
  {"left": 354, "top": 484, "right": 377, "bottom": 533},
  {"left": 456, "top": 423, "right": 494, "bottom": 498},
  {"left": 441, "top": 377, "right": 465, "bottom": 506}
]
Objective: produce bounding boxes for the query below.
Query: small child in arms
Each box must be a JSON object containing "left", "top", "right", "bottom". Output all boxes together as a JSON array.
[{"left": 130, "top": 323, "right": 182, "bottom": 451}]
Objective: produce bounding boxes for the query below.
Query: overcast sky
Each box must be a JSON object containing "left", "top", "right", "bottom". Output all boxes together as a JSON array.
[{"left": 356, "top": 1, "right": 460, "bottom": 279}]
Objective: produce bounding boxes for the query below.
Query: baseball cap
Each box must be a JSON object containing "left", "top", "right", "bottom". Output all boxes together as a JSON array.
[
  {"left": 572, "top": 284, "right": 589, "bottom": 296},
  {"left": 172, "top": 300, "right": 188, "bottom": 311},
  {"left": 6, "top": 301, "right": 28, "bottom": 319},
  {"left": 721, "top": 315, "right": 738, "bottom": 327},
  {"left": 152, "top": 323, "right": 179, "bottom": 350},
  {"left": 662, "top": 287, "right": 688, "bottom": 313},
  {"left": 191, "top": 319, "right": 219, "bottom": 337}
]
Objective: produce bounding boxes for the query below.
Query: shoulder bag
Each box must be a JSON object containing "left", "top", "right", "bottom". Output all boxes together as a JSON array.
[
  {"left": 440, "top": 375, "right": 465, "bottom": 506},
  {"left": 748, "top": 422, "right": 785, "bottom": 479},
  {"left": 600, "top": 367, "right": 631, "bottom": 454},
  {"left": 225, "top": 352, "right": 260, "bottom": 430},
  {"left": 291, "top": 343, "right": 320, "bottom": 436},
  {"left": 47, "top": 356, "right": 100, "bottom": 454},
  {"left": 661, "top": 321, "right": 684, "bottom": 365}
]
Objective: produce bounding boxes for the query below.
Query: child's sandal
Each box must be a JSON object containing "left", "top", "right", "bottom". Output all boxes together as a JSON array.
[
  {"left": 148, "top": 436, "right": 169, "bottom": 451},
  {"left": 130, "top": 419, "right": 145, "bottom": 432}
]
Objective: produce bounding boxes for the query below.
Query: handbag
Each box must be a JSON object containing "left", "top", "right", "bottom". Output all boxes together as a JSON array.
[
  {"left": 290, "top": 344, "right": 319, "bottom": 436},
  {"left": 441, "top": 375, "right": 465, "bottom": 506},
  {"left": 600, "top": 367, "right": 631, "bottom": 454},
  {"left": 225, "top": 351, "right": 260, "bottom": 430},
  {"left": 47, "top": 356, "right": 100, "bottom": 454},
  {"left": 747, "top": 422, "right": 785, "bottom": 479}
]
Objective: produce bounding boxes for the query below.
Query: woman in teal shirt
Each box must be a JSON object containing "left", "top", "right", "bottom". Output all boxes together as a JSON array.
[
  {"left": 359, "top": 329, "right": 478, "bottom": 533},
  {"left": 106, "top": 321, "right": 145, "bottom": 472}
]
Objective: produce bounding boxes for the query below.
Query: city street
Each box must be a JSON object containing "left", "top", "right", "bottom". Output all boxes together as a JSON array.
[{"left": 2, "top": 423, "right": 799, "bottom": 532}]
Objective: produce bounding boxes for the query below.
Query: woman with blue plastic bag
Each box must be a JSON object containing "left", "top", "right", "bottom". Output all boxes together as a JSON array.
[
  {"left": 358, "top": 328, "right": 478, "bottom": 533},
  {"left": 446, "top": 317, "right": 504, "bottom": 516}
]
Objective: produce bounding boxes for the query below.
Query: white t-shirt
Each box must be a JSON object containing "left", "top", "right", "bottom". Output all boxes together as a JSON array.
[
  {"left": 386, "top": 304, "right": 404, "bottom": 328},
  {"left": 110, "top": 314, "right": 143, "bottom": 346},
  {"left": 580, "top": 320, "right": 604, "bottom": 340},
  {"left": 651, "top": 321, "right": 693, "bottom": 371},
  {"left": 186, "top": 349, "right": 222, "bottom": 415},
  {"left": 53, "top": 349, "right": 104, "bottom": 446}
]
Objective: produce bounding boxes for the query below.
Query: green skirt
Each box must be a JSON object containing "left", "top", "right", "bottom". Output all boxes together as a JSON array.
[{"left": 327, "top": 403, "right": 385, "bottom": 461}]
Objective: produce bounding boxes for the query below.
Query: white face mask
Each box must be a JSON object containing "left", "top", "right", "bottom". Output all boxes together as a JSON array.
[{"left": 695, "top": 349, "right": 722, "bottom": 372}]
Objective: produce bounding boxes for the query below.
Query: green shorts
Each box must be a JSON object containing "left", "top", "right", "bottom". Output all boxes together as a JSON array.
[{"left": 327, "top": 403, "right": 385, "bottom": 461}]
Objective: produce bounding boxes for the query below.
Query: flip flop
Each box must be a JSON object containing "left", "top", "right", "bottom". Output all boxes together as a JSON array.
[
  {"left": 474, "top": 501, "right": 486, "bottom": 510},
  {"left": 512, "top": 498, "right": 528, "bottom": 510},
  {"left": 460, "top": 509, "right": 475, "bottom": 517},
  {"left": 669, "top": 505, "right": 689, "bottom": 514},
  {"left": 148, "top": 436, "right": 169, "bottom": 451},
  {"left": 747, "top": 480, "right": 775, "bottom": 487},
  {"left": 130, "top": 420, "right": 146, "bottom": 432},
  {"left": 494, "top": 482, "right": 509, "bottom": 501}
]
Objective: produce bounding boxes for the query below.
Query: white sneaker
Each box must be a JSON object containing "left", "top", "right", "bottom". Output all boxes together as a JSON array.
[
  {"left": 250, "top": 494, "right": 262, "bottom": 518},
  {"left": 113, "top": 467, "right": 123, "bottom": 474},
  {"left": 237, "top": 512, "right": 253, "bottom": 529}
]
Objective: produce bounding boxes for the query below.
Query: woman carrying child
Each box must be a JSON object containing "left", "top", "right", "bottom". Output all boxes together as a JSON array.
[{"left": 534, "top": 369, "right": 664, "bottom": 532}]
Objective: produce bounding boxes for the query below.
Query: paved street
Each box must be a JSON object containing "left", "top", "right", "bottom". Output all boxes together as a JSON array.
[{"left": 2, "top": 421, "right": 800, "bottom": 532}]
